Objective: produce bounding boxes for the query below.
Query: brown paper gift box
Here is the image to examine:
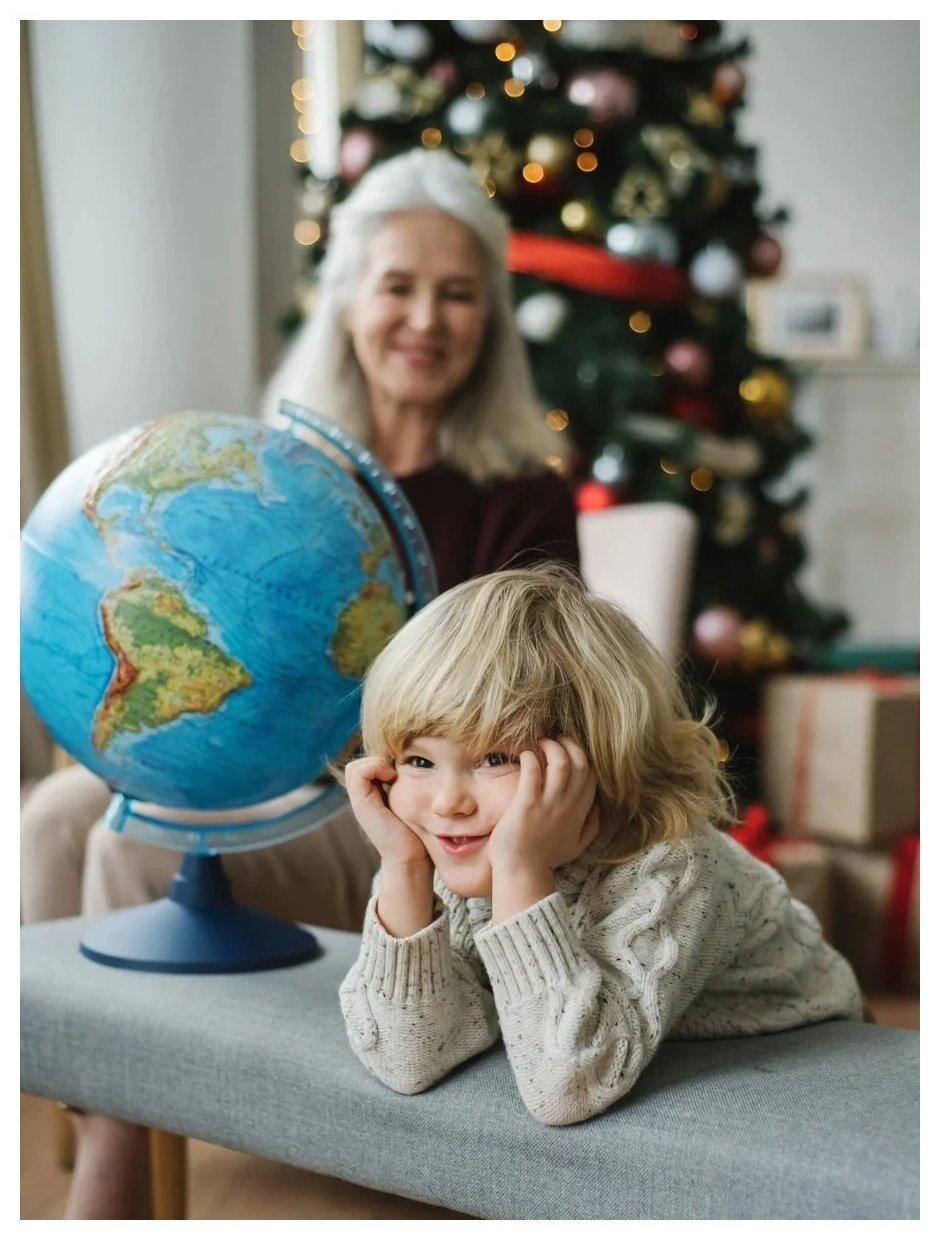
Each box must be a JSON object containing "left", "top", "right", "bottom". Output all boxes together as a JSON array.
[
  {"left": 765, "top": 838, "right": 833, "bottom": 941},
  {"left": 761, "top": 674, "right": 919, "bottom": 846},
  {"left": 827, "top": 836, "right": 919, "bottom": 993}
]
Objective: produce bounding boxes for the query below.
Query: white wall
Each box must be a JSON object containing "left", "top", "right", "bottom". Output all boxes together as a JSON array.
[
  {"left": 30, "top": 20, "right": 260, "bottom": 457},
  {"left": 726, "top": 20, "right": 919, "bottom": 643}
]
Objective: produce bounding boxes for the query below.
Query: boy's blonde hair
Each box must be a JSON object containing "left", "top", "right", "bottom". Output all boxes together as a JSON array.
[{"left": 359, "top": 566, "right": 735, "bottom": 861}]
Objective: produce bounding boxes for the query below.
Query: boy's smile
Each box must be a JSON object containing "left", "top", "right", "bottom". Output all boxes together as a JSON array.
[{"left": 387, "top": 735, "right": 521, "bottom": 897}]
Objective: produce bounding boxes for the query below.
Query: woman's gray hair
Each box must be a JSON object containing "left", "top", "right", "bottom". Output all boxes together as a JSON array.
[{"left": 261, "top": 149, "right": 561, "bottom": 481}]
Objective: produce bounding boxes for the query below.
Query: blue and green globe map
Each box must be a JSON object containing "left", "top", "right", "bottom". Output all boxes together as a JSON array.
[{"left": 21, "top": 410, "right": 413, "bottom": 811}]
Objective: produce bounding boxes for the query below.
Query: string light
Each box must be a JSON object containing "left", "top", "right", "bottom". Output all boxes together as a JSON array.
[
  {"left": 522, "top": 162, "right": 545, "bottom": 183},
  {"left": 291, "top": 20, "right": 311, "bottom": 37},
  {"left": 290, "top": 138, "right": 311, "bottom": 163},
  {"left": 679, "top": 23, "right": 699, "bottom": 41},
  {"left": 576, "top": 152, "right": 598, "bottom": 172},
  {"left": 294, "top": 220, "right": 321, "bottom": 246},
  {"left": 690, "top": 467, "right": 714, "bottom": 492},
  {"left": 560, "top": 201, "right": 589, "bottom": 230},
  {"left": 628, "top": 311, "right": 652, "bottom": 334},
  {"left": 298, "top": 115, "right": 320, "bottom": 135},
  {"left": 545, "top": 409, "right": 569, "bottom": 431},
  {"left": 466, "top": 82, "right": 486, "bottom": 99},
  {"left": 504, "top": 79, "right": 525, "bottom": 98},
  {"left": 573, "top": 128, "right": 594, "bottom": 148},
  {"left": 543, "top": 20, "right": 563, "bottom": 32},
  {"left": 291, "top": 78, "right": 315, "bottom": 101},
  {"left": 421, "top": 127, "right": 443, "bottom": 148},
  {"left": 660, "top": 458, "right": 680, "bottom": 475},
  {"left": 495, "top": 42, "right": 516, "bottom": 61},
  {"left": 545, "top": 454, "right": 564, "bottom": 472},
  {"left": 293, "top": 97, "right": 305, "bottom": 113}
]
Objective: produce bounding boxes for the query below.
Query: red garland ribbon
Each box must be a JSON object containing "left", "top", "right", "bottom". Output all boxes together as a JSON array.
[
  {"left": 882, "top": 831, "right": 919, "bottom": 989},
  {"left": 506, "top": 231, "right": 689, "bottom": 302}
]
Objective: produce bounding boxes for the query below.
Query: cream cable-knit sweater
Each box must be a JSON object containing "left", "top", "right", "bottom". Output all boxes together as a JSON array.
[{"left": 338, "top": 821, "right": 863, "bottom": 1126}]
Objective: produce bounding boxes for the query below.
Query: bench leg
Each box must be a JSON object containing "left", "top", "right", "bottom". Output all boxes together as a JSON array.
[
  {"left": 53, "top": 1101, "right": 76, "bottom": 1170},
  {"left": 149, "top": 1129, "right": 188, "bottom": 1220}
]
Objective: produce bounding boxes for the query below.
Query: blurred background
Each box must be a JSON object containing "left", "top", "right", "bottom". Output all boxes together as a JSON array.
[{"left": 19, "top": 18, "right": 921, "bottom": 1219}]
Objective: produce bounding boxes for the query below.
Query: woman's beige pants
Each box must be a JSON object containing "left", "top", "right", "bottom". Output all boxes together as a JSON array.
[{"left": 20, "top": 765, "right": 380, "bottom": 932}]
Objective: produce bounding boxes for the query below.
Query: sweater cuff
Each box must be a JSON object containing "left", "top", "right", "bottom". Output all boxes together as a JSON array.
[
  {"left": 474, "top": 890, "right": 583, "bottom": 1005},
  {"left": 358, "top": 892, "right": 452, "bottom": 1003}
]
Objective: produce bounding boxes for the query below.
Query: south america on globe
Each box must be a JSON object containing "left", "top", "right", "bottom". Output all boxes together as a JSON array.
[{"left": 21, "top": 410, "right": 415, "bottom": 811}]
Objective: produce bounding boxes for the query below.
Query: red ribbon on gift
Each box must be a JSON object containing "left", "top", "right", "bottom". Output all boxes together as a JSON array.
[
  {"left": 506, "top": 231, "right": 689, "bottom": 301},
  {"left": 882, "top": 830, "right": 919, "bottom": 989},
  {"left": 729, "top": 803, "right": 774, "bottom": 862}
]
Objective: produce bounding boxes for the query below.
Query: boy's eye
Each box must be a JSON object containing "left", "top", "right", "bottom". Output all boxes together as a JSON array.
[
  {"left": 481, "top": 752, "right": 516, "bottom": 768},
  {"left": 402, "top": 755, "right": 433, "bottom": 769}
]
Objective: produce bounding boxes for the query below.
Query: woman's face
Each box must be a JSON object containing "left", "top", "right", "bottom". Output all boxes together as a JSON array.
[{"left": 345, "top": 209, "right": 489, "bottom": 416}]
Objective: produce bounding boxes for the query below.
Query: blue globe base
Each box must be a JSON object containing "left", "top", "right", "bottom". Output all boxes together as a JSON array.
[{"left": 79, "top": 853, "right": 322, "bottom": 974}]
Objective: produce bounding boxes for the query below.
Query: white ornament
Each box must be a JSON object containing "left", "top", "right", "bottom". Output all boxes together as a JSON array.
[
  {"left": 516, "top": 292, "right": 569, "bottom": 344},
  {"left": 356, "top": 77, "right": 401, "bottom": 120},
  {"left": 688, "top": 243, "right": 743, "bottom": 298},
  {"left": 451, "top": 20, "right": 510, "bottom": 43},
  {"left": 446, "top": 96, "right": 487, "bottom": 137},
  {"left": 392, "top": 23, "right": 433, "bottom": 61}
]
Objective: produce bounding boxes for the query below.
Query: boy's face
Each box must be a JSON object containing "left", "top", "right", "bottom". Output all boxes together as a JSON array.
[{"left": 387, "top": 735, "right": 521, "bottom": 899}]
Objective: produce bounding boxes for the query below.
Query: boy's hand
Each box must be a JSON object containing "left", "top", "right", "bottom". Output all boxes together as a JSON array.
[
  {"left": 344, "top": 756, "right": 431, "bottom": 872},
  {"left": 488, "top": 737, "right": 600, "bottom": 882}
]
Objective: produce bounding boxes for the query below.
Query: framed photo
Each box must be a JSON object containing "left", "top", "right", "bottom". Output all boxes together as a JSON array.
[{"left": 746, "top": 275, "right": 869, "bottom": 362}]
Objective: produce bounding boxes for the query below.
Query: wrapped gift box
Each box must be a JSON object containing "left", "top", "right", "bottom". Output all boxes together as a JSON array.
[
  {"left": 761, "top": 674, "right": 919, "bottom": 846},
  {"left": 730, "top": 808, "right": 833, "bottom": 939},
  {"left": 828, "top": 835, "right": 920, "bottom": 994}
]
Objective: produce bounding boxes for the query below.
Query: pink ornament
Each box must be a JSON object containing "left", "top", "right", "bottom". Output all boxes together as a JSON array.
[
  {"left": 427, "top": 59, "right": 459, "bottom": 90},
  {"left": 664, "top": 339, "right": 713, "bottom": 388},
  {"left": 340, "top": 128, "right": 381, "bottom": 184},
  {"left": 712, "top": 62, "right": 747, "bottom": 104},
  {"left": 692, "top": 606, "right": 743, "bottom": 663},
  {"left": 566, "top": 69, "right": 639, "bottom": 123},
  {"left": 747, "top": 235, "right": 784, "bottom": 278}
]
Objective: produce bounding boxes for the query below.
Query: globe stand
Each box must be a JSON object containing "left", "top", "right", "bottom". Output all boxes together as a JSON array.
[{"left": 79, "top": 851, "right": 322, "bottom": 974}]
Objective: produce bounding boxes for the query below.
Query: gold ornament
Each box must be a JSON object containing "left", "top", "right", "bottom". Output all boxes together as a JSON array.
[
  {"left": 739, "top": 367, "right": 792, "bottom": 419},
  {"left": 641, "top": 125, "right": 714, "bottom": 198},
  {"left": 766, "top": 634, "right": 793, "bottom": 668},
  {"left": 686, "top": 90, "right": 725, "bottom": 127},
  {"left": 713, "top": 486, "right": 753, "bottom": 545},
  {"left": 455, "top": 133, "right": 522, "bottom": 194},
  {"left": 527, "top": 133, "right": 573, "bottom": 176},
  {"left": 738, "top": 619, "right": 772, "bottom": 669},
  {"left": 612, "top": 168, "right": 669, "bottom": 219},
  {"left": 389, "top": 65, "right": 446, "bottom": 117}
]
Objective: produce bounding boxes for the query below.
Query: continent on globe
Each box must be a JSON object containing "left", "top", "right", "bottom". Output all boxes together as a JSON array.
[
  {"left": 93, "top": 574, "right": 252, "bottom": 751},
  {"left": 83, "top": 413, "right": 262, "bottom": 537},
  {"left": 331, "top": 583, "right": 407, "bottom": 679}
]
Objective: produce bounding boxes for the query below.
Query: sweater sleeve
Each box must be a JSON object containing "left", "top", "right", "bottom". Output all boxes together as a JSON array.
[
  {"left": 338, "top": 878, "right": 500, "bottom": 1095},
  {"left": 472, "top": 840, "right": 734, "bottom": 1126}
]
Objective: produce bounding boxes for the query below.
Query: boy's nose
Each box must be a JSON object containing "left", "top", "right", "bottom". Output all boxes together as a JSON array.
[{"left": 431, "top": 777, "right": 475, "bottom": 817}]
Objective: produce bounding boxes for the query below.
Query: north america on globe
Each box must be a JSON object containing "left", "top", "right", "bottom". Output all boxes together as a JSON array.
[{"left": 92, "top": 574, "right": 252, "bottom": 752}]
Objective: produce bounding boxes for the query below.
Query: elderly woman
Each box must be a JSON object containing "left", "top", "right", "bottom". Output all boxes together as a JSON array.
[{"left": 21, "top": 148, "right": 579, "bottom": 1218}]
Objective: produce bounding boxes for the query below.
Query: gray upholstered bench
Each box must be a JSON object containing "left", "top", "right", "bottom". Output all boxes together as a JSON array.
[{"left": 21, "top": 917, "right": 919, "bottom": 1220}]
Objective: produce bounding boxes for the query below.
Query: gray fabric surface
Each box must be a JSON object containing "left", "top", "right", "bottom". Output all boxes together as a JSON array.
[{"left": 21, "top": 917, "right": 918, "bottom": 1219}]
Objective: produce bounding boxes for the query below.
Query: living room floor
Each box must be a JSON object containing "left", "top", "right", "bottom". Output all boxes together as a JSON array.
[{"left": 21, "top": 993, "right": 917, "bottom": 1220}]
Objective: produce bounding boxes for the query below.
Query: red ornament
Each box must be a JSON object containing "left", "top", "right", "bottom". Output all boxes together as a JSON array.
[
  {"left": 747, "top": 235, "right": 784, "bottom": 278},
  {"left": 575, "top": 480, "right": 619, "bottom": 512},
  {"left": 712, "top": 62, "right": 747, "bottom": 105},
  {"left": 507, "top": 232, "right": 688, "bottom": 302},
  {"left": 340, "top": 128, "right": 382, "bottom": 184},
  {"left": 692, "top": 605, "right": 742, "bottom": 663},
  {"left": 667, "top": 392, "right": 723, "bottom": 432},
  {"left": 664, "top": 339, "right": 713, "bottom": 387}
]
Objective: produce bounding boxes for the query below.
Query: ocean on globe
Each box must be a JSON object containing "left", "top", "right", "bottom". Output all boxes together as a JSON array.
[{"left": 20, "top": 410, "right": 417, "bottom": 811}]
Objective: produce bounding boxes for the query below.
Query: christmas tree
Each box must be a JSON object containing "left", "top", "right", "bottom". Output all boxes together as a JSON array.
[{"left": 287, "top": 19, "right": 849, "bottom": 801}]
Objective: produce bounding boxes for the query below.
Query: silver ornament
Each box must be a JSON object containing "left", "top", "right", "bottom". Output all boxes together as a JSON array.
[
  {"left": 688, "top": 243, "right": 743, "bottom": 298},
  {"left": 606, "top": 220, "right": 679, "bottom": 264},
  {"left": 446, "top": 96, "right": 487, "bottom": 137}
]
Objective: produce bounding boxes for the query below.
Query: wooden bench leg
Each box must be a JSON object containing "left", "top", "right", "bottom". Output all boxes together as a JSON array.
[
  {"left": 149, "top": 1128, "right": 188, "bottom": 1220},
  {"left": 52, "top": 1101, "right": 76, "bottom": 1170}
]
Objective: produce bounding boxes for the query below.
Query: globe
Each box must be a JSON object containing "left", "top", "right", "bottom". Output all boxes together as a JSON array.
[{"left": 20, "top": 404, "right": 436, "bottom": 855}]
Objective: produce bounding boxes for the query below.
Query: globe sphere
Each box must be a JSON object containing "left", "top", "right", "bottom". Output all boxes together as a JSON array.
[{"left": 21, "top": 410, "right": 426, "bottom": 812}]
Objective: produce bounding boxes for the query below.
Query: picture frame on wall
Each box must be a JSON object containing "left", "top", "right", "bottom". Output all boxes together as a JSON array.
[{"left": 746, "top": 275, "right": 870, "bottom": 362}]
